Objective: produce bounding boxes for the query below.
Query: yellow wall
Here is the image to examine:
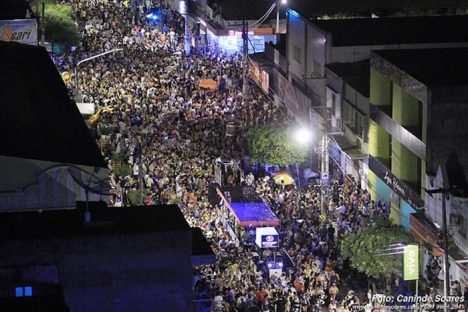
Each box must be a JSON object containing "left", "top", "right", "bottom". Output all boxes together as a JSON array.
[
  {"left": 369, "top": 120, "right": 390, "bottom": 165},
  {"left": 391, "top": 139, "right": 419, "bottom": 185},
  {"left": 370, "top": 68, "right": 391, "bottom": 106}
]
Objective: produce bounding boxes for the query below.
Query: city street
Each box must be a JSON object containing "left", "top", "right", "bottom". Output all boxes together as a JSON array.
[{"left": 53, "top": 1, "right": 426, "bottom": 311}]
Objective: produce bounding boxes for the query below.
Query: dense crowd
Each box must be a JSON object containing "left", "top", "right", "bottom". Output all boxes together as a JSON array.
[{"left": 53, "top": 1, "right": 396, "bottom": 311}]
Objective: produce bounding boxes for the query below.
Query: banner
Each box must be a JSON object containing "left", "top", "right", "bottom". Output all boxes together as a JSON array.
[
  {"left": 0, "top": 19, "right": 38, "bottom": 45},
  {"left": 403, "top": 244, "right": 419, "bottom": 280}
]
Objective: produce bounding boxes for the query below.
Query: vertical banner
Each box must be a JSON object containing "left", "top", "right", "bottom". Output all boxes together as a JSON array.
[
  {"left": 0, "top": 19, "right": 38, "bottom": 45},
  {"left": 403, "top": 244, "right": 419, "bottom": 280}
]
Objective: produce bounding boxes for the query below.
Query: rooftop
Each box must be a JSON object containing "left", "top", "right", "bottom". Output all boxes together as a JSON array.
[
  {"left": 373, "top": 48, "right": 468, "bottom": 87},
  {"left": 208, "top": 0, "right": 282, "bottom": 21},
  {"left": 288, "top": 0, "right": 466, "bottom": 18},
  {"left": 326, "top": 60, "right": 370, "bottom": 97},
  {"left": 0, "top": 204, "right": 191, "bottom": 240},
  {"left": 0, "top": 42, "right": 106, "bottom": 167},
  {"left": 312, "top": 15, "right": 468, "bottom": 47}
]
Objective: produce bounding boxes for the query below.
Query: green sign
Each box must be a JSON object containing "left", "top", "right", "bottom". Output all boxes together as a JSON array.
[{"left": 403, "top": 244, "right": 419, "bottom": 280}]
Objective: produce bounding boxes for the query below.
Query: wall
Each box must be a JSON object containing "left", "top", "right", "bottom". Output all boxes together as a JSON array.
[
  {"left": 368, "top": 121, "right": 390, "bottom": 164},
  {"left": 428, "top": 86, "right": 468, "bottom": 176},
  {"left": 57, "top": 231, "right": 192, "bottom": 312},
  {"left": 287, "top": 11, "right": 306, "bottom": 86}
]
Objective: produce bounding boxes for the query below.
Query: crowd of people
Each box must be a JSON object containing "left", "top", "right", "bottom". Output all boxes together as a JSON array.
[{"left": 52, "top": 0, "right": 398, "bottom": 311}]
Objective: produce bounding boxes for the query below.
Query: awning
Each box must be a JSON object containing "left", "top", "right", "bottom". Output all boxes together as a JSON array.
[{"left": 330, "top": 135, "right": 366, "bottom": 160}]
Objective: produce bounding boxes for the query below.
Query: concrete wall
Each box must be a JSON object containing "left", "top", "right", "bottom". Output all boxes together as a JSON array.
[
  {"left": 428, "top": 86, "right": 468, "bottom": 176},
  {"left": 368, "top": 120, "right": 390, "bottom": 165},
  {"left": 0, "top": 231, "right": 193, "bottom": 311},
  {"left": 56, "top": 231, "right": 192, "bottom": 312},
  {"left": 287, "top": 12, "right": 306, "bottom": 86}
]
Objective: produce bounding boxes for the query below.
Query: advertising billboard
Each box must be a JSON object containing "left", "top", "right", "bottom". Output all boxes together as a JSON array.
[{"left": 0, "top": 19, "right": 38, "bottom": 45}]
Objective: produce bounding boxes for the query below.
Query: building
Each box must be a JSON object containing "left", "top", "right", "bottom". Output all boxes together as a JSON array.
[
  {"left": 368, "top": 48, "right": 468, "bottom": 286},
  {"left": 263, "top": 14, "right": 468, "bottom": 198},
  {"left": 0, "top": 41, "right": 109, "bottom": 211},
  {"left": 167, "top": 0, "right": 283, "bottom": 55},
  {"left": 287, "top": 0, "right": 467, "bottom": 19},
  {"left": 325, "top": 60, "right": 370, "bottom": 188},
  {"left": 0, "top": 204, "right": 213, "bottom": 311},
  {"left": 286, "top": 15, "right": 468, "bottom": 124}
]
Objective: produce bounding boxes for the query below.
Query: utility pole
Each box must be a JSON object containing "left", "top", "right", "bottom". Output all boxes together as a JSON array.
[
  {"left": 425, "top": 188, "right": 451, "bottom": 312},
  {"left": 242, "top": 20, "right": 249, "bottom": 103}
]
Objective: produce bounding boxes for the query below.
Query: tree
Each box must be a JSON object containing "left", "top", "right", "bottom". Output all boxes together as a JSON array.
[
  {"left": 340, "top": 226, "right": 412, "bottom": 291},
  {"left": 30, "top": 0, "right": 80, "bottom": 47},
  {"left": 247, "top": 125, "right": 308, "bottom": 166},
  {"left": 44, "top": 2, "right": 79, "bottom": 47}
]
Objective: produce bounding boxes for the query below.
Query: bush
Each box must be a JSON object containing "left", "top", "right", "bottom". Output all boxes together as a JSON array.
[
  {"left": 127, "top": 189, "right": 143, "bottom": 206},
  {"left": 115, "top": 164, "right": 131, "bottom": 177},
  {"left": 44, "top": 3, "right": 79, "bottom": 47}
]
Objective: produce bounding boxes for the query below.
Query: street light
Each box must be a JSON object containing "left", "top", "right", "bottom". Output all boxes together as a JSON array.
[
  {"left": 293, "top": 127, "right": 313, "bottom": 146},
  {"left": 425, "top": 188, "right": 451, "bottom": 312},
  {"left": 74, "top": 48, "right": 123, "bottom": 102},
  {"left": 276, "top": 0, "right": 287, "bottom": 33}
]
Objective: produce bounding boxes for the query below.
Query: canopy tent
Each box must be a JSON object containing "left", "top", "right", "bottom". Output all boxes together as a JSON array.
[
  {"left": 273, "top": 172, "right": 294, "bottom": 186},
  {"left": 229, "top": 202, "right": 280, "bottom": 228},
  {"left": 255, "top": 227, "right": 279, "bottom": 248}
]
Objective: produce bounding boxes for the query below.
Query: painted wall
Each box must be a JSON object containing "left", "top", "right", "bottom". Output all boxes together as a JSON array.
[
  {"left": 370, "top": 68, "right": 391, "bottom": 107},
  {"left": 368, "top": 120, "right": 390, "bottom": 165},
  {"left": 400, "top": 200, "right": 416, "bottom": 230},
  {"left": 391, "top": 139, "right": 419, "bottom": 186}
]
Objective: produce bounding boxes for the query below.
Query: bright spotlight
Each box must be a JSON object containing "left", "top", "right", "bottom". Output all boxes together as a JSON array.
[
  {"left": 294, "top": 127, "right": 313, "bottom": 145},
  {"left": 146, "top": 13, "right": 154, "bottom": 18},
  {"left": 281, "top": 0, "right": 287, "bottom": 4}
]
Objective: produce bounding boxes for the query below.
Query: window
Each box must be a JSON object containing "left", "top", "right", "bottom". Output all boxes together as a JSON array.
[
  {"left": 293, "top": 45, "right": 301, "bottom": 63},
  {"left": 15, "top": 286, "right": 32, "bottom": 297}
]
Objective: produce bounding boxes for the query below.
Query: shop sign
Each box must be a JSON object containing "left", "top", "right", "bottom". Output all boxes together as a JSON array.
[
  {"left": 403, "top": 244, "right": 419, "bottom": 280},
  {"left": 369, "top": 157, "right": 424, "bottom": 208}
]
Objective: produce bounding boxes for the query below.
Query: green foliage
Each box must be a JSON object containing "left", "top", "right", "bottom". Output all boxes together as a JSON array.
[
  {"left": 247, "top": 125, "right": 308, "bottom": 166},
  {"left": 340, "top": 227, "right": 411, "bottom": 278},
  {"left": 44, "top": 3, "right": 79, "bottom": 46},
  {"left": 98, "top": 125, "right": 117, "bottom": 136},
  {"left": 127, "top": 189, "right": 143, "bottom": 206},
  {"left": 115, "top": 164, "right": 131, "bottom": 177}
]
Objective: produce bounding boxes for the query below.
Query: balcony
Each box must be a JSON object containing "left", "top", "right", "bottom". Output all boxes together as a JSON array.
[{"left": 370, "top": 104, "right": 426, "bottom": 161}]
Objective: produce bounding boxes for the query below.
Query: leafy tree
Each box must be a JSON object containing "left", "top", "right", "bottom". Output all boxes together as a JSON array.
[
  {"left": 43, "top": 3, "right": 79, "bottom": 47},
  {"left": 247, "top": 125, "right": 308, "bottom": 166},
  {"left": 115, "top": 164, "right": 132, "bottom": 177},
  {"left": 340, "top": 226, "right": 412, "bottom": 291}
]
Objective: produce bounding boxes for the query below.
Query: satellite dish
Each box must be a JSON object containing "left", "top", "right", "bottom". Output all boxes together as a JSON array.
[{"left": 67, "top": 167, "right": 113, "bottom": 196}]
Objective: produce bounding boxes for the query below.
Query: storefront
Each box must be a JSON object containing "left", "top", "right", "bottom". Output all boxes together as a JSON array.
[{"left": 368, "top": 156, "right": 423, "bottom": 230}]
